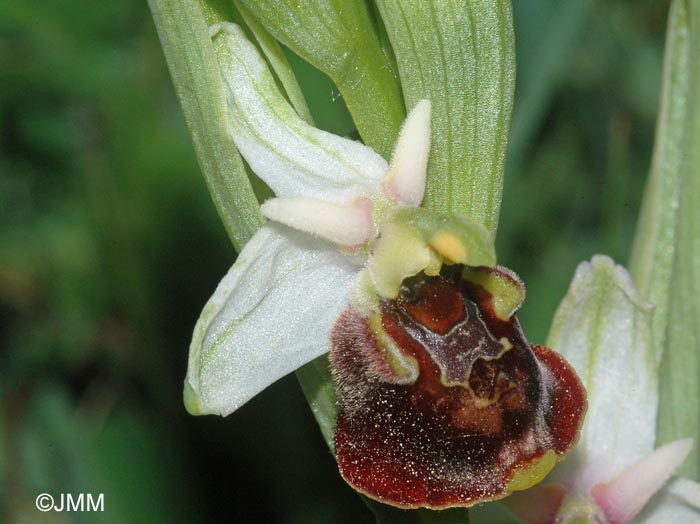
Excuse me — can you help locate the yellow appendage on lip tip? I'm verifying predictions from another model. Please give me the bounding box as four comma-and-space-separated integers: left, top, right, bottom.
461, 266, 526, 321
506, 450, 557, 492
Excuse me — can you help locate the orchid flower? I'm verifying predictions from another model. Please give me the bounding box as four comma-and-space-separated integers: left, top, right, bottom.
183, 22, 494, 418
183, 22, 587, 509
505, 256, 700, 524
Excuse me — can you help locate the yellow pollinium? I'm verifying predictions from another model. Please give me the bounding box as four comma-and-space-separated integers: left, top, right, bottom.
430, 231, 468, 264
386, 207, 496, 268
506, 450, 557, 492
363, 207, 497, 300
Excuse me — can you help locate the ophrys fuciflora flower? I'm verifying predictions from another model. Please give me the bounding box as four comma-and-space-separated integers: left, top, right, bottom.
184, 22, 586, 509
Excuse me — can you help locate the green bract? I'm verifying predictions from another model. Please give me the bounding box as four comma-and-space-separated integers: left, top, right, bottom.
149, 0, 262, 250
629, 0, 700, 479
376, 0, 515, 232
236, 0, 405, 159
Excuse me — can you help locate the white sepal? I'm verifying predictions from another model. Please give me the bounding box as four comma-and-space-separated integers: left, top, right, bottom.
547, 255, 657, 489
260, 196, 373, 247
382, 99, 432, 206
211, 23, 389, 202
184, 224, 361, 416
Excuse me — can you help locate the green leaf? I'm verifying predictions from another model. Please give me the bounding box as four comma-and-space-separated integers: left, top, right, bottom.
283, 49, 356, 137
198, 0, 235, 24
628, 0, 700, 479
236, 0, 406, 159
198, 0, 313, 126
234, 1, 314, 126
149, 0, 263, 251
375, 0, 515, 235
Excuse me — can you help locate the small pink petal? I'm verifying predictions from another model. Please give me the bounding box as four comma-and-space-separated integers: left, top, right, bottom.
503, 483, 566, 524
591, 438, 693, 524
382, 100, 431, 206
261, 196, 373, 247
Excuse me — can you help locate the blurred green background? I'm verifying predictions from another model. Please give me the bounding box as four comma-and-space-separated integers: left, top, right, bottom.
0, 1, 668, 522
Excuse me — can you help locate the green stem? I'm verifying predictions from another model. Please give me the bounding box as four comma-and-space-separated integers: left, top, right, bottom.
149, 0, 262, 251
237, 0, 406, 159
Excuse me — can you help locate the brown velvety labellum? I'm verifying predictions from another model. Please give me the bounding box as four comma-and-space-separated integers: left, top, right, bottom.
331, 268, 586, 509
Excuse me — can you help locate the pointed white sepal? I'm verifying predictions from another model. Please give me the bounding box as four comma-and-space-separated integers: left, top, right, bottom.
184, 224, 362, 416
547, 255, 657, 488
211, 23, 389, 202
591, 439, 694, 524
260, 196, 373, 247
382, 99, 431, 206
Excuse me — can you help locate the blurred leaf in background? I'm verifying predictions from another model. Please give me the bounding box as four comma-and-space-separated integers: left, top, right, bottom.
0, 0, 670, 522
